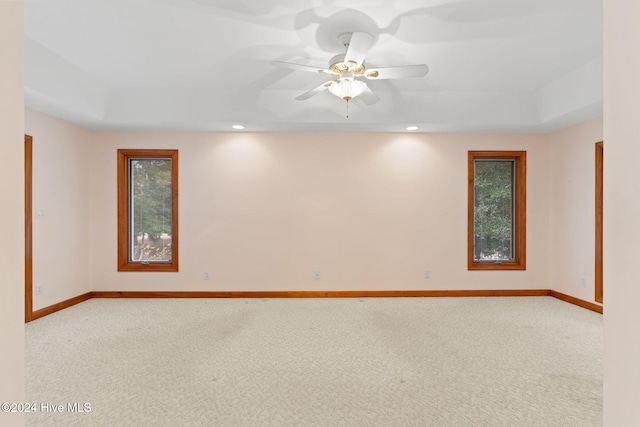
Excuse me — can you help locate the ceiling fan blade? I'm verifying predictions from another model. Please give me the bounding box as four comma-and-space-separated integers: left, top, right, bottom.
358, 86, 380, 105
365, 64, 429, 80
343, 32, 375, 67
295, 82, 333, 100
272, 61, 329, 74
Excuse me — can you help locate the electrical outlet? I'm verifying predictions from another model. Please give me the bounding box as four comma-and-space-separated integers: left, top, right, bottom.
35, 284, 43, 296
424, 270, 431, 279
204, 272, 210, 281
314, 270, 321, 280
580, 277, 587, 288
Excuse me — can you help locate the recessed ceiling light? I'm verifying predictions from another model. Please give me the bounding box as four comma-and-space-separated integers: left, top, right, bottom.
406, 126, 418, 131
232, 124, 245, 130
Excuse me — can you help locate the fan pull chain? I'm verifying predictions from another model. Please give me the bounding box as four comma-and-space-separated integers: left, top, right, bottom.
346, 99, 349, 119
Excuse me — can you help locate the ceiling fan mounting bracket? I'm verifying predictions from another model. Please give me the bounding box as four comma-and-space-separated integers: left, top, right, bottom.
337, 32, 354, 48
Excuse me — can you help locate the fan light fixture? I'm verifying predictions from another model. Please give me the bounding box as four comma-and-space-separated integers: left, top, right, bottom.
326, 73, 368, 118
327, 76, 367, 101
272, 31, 429, 117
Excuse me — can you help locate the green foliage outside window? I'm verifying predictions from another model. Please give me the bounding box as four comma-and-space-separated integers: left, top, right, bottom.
130, 159, 173, 262
474, 160, 514, 261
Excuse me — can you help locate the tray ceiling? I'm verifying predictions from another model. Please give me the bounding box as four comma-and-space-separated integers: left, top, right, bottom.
24, 0, 603, 133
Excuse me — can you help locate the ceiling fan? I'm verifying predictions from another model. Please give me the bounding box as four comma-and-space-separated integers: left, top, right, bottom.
273, 32, 429, 117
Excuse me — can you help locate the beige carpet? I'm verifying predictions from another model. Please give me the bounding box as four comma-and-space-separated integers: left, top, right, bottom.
25, 296, 602, 426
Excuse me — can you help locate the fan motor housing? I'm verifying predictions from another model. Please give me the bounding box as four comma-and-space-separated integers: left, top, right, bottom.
328, 53, 365, 76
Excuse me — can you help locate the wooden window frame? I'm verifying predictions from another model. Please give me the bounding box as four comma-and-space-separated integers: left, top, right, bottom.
468, 151, 526, 271
117, 149, 179, 272
595, 141, 603, 303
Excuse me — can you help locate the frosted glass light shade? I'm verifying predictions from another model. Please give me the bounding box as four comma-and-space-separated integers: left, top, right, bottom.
328, 78, 367, 100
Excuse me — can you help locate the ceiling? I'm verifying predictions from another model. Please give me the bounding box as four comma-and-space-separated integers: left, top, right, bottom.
24, 0, 603, 133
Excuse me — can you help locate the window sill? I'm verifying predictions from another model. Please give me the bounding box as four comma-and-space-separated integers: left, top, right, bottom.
117, 262, 179, 272
468, 261, 526, 271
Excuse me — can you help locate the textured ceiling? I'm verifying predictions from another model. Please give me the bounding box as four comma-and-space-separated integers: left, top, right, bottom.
24, 0, 603, 133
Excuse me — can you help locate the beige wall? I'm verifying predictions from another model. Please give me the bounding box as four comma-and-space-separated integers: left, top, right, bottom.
25, 109, 93, 311
88, 131, 551, 291
603, 0, 640, 424
24, 112, 604, 298
549, 117, 603, 303
0, 1, 25, 426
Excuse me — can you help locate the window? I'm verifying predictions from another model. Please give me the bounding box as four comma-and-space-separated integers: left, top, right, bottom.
468, 151, 526, 270
118, 149, 178, 272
